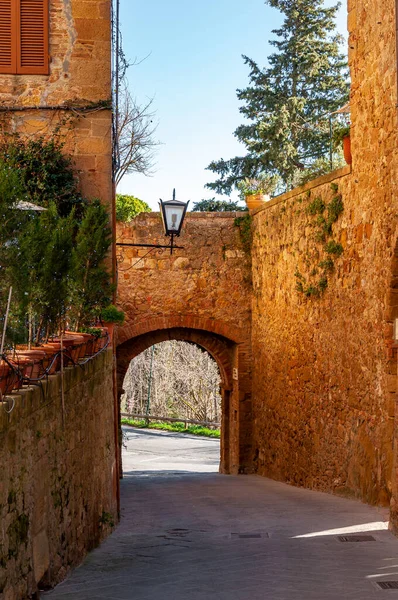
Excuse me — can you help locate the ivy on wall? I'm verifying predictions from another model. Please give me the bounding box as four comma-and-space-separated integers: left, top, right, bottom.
234, 214, 252, 255
295, 182, 344, 297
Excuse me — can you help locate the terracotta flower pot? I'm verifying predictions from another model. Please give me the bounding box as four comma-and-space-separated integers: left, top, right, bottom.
65, 332, 92, 358
84, 335, 95, 356
51, 337, 79, 364
15, 350, 46, 379
97, 326, 112, 349
71, 335, 85, 361
0, 361, 11, 395
92, 327, 110, 351
343, 135, 352, 165
103, 324, 114, 347
9, 357, 33, 388
245, 193, 270, 211
40, 344, 62, 374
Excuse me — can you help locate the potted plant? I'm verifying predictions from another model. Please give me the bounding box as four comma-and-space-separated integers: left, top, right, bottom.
79, 327, 104, 353
333, 124, 351, 165
99, 305, 126, 346
237, 176, 278, 211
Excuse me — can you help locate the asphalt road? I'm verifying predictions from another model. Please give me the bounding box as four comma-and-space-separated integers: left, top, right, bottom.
45, 427, 398, 600
122, 425, 221, 474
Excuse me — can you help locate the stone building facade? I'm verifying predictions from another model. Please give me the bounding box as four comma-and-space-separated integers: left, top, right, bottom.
0, 0, 113, 207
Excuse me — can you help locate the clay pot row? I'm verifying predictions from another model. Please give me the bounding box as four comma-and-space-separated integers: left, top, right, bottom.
0, 329, 109, 397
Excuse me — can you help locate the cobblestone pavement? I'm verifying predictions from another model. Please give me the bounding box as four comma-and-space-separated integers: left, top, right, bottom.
44, 427, 398, 599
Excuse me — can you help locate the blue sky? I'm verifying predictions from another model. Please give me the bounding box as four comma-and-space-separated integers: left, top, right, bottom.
118, 0, 348, 210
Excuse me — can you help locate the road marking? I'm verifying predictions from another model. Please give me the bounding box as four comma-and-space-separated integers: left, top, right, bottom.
137, 456, 168, 463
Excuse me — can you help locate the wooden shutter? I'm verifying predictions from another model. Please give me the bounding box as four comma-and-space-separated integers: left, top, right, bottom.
17, 0, 49, 75
0, 0, 17, 73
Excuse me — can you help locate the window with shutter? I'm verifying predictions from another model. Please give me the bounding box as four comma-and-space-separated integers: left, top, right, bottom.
17, 0, 49, 74
0, 0, 49, 75
0, 0, 17, 73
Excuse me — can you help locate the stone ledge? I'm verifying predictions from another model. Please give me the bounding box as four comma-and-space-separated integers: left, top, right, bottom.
252, 165, 352, 215
0, 350, 113, 435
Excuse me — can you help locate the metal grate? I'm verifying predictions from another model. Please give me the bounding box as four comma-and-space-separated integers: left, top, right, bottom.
377, 581, 398, 590
337, 535, 376, 542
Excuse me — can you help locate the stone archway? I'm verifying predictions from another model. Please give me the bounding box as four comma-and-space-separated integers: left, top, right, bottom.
116, 316, 253, 475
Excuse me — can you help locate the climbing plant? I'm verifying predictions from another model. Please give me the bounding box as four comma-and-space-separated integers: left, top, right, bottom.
294, 182, 344, 297
0, 135, 86, 218
234, 214, 253, 255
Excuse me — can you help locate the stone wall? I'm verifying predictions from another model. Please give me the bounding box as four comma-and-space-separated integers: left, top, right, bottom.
116, 213, 252, 342
250, 0, 398, 511
0, 351, 118, 600
0, 0, 113, 205
115, 212, 253, 473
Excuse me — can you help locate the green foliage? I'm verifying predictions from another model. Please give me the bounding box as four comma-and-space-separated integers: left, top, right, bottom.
318, 257, 334, 271
325, 240, 344, 256
115, 194, 150, 222
7, 514, 29, 558
327, 194, 344, 224
236, 175, 279, 197
101, 304, 125, 325
192, 198, 246, 212
121, 418, 220, 438
69, 201, 113, 328
318, 277, 328, 292
99, 511, 115, 528
206, 0, 349, 194
234, 214, 253, 254
6, 204, 76, 338
293, 156, 345, 187
0, 136, 114, 344
295, 183, 344, 298
79, 327, 103, 339
0, 136, 85, 218
307, 197, 325, 215
332, 124, 350, 149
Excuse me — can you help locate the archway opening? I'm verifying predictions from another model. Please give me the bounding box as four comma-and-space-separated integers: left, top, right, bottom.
122, 340, 222, 426
121, 340, 222, 475
116, 324, 251, 476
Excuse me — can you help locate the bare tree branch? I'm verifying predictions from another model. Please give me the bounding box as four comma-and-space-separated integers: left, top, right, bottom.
122, 341, 222, 423
115, 81, 160, 186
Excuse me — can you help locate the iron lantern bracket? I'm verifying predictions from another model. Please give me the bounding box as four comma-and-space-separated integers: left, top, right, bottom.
116, 238, 183, 255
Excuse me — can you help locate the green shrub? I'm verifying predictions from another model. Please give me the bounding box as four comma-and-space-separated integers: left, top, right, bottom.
101, 304, 125, 324
116, 194, 150, 222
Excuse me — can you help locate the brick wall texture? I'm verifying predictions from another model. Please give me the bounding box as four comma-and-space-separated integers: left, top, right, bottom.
0, 0, 113, 205
0, 351, 118, 600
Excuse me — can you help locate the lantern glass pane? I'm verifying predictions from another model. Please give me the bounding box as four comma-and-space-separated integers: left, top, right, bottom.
165, 204, 184, 234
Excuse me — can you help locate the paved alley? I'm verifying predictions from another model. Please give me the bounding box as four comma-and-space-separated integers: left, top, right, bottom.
44, 427, 398, 599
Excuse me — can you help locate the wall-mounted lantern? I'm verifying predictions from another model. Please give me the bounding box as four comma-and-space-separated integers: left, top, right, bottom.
159, 189, 189, 253
116, 189, 189, 256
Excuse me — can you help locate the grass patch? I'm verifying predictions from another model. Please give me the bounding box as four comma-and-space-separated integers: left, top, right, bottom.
121, 418, 220, 439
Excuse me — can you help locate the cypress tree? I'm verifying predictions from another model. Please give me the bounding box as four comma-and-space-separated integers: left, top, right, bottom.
207, 0, 349, 194
69, 200, 113, 329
